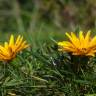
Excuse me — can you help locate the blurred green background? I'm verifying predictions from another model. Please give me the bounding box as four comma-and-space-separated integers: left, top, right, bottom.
0, 0, 96, 42
0, 0, 96, 32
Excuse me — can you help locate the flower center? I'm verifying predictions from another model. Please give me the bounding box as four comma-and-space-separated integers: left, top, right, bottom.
81, 48, 87, 53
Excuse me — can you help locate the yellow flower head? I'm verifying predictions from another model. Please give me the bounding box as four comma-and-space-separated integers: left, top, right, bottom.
0, 35, 29, 61
58, 31, 96, 56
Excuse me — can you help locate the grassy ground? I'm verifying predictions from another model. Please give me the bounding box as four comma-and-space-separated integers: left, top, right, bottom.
0, 24, 96, 96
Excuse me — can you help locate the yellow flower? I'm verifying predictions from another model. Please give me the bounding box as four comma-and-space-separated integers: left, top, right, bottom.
58, 31, 96, 56
0, 35, 29, 61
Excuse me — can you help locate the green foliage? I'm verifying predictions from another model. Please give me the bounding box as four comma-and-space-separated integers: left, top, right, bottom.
0, 35, 95, 96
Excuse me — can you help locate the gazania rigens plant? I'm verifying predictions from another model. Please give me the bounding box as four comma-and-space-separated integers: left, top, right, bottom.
58, 31, 96, 56
57, 31, 96, 72
0, 35, 29, 61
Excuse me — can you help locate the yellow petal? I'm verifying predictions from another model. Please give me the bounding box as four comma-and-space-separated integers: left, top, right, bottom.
58, 41, 74, 48
14, 36, 23, 52
65, 32, 72, 40
70, 32, 80, 47
0, 45, 10, 56
58, 41, 69, 46
89, 36, 96, 47
79, 31, 84, 40
71, 32, 79, 42
65, 32, 77, 45
58, 41, 77, 53
84, 31, 91, 47
16, 36, 23, 46
4, 42, 8, 49
15, 35, 21, 45
9, 35, 14, 47
71, 32, 77, 39
63, 47, 76, 52
16, 41, 28, 52
85, 30, 91, 41
79, 31, 85, 48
